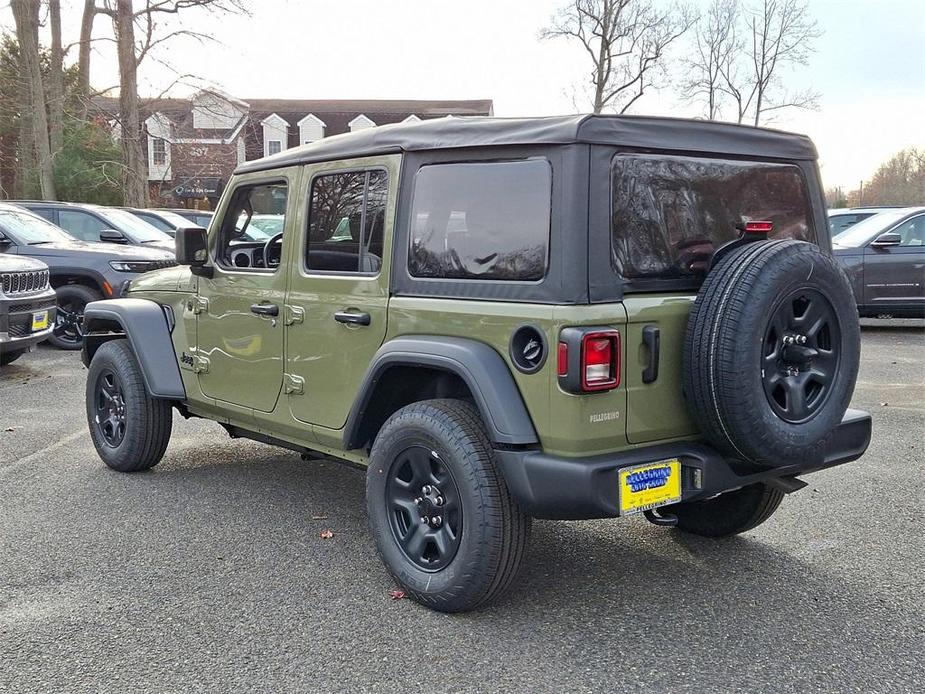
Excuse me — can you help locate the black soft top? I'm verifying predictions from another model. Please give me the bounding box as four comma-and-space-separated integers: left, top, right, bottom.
235, 114, 817, 174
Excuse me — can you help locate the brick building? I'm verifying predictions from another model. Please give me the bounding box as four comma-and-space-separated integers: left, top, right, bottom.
92, 91, 493, 208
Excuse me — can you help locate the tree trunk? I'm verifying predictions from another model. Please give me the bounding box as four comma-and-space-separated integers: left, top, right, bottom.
48, 0, 64, 155
11, 0, 56, 200
115, 0, 148, 207
77, 0, 96, 120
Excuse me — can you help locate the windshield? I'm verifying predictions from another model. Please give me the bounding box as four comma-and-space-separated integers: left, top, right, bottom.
832, 210, 909, 247
248, 215, 285, 237
95, 207, 172, 243
0, 208, 75, 244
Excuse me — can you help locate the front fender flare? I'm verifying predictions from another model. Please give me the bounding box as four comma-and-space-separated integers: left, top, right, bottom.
81, 298, 185, 400
344, 335, 539, 449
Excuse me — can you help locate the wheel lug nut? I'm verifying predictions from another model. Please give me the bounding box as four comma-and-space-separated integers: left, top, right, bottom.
432, 516, 442, 527
422, 485, 432, 494
435, 496, 444, 506
414, 497, 422, 505
420, 516, 428, 524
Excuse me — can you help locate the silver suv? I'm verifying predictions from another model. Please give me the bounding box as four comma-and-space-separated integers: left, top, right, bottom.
0, 255, 57, 365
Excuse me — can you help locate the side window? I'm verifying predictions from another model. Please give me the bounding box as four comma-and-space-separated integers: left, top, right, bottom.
306, 169, 388, 274
58, 210, 108, 242
892, 216, 925, 246
31, 208, 56, 223
216, 181, 288, 270
408, 160, 551, 281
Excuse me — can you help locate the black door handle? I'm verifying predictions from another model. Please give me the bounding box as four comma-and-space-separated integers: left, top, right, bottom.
334, 310, 371, 326
642, 325, 660, 384
250, 303, 279, 317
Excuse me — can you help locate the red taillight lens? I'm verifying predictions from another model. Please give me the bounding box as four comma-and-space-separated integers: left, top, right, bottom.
580, 331, 620, 391
557, 342, 568, 377
744, 220, 774, 234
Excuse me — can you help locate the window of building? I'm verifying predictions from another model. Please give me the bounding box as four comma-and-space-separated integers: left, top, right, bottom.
152, 138, 167, 166
306, 170, 388, 274
267, 140, 282, 156
611, 154, 813, 281
408, 160, 551, 281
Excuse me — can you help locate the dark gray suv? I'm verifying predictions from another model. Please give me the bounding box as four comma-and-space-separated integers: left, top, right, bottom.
0, 203, 176, 349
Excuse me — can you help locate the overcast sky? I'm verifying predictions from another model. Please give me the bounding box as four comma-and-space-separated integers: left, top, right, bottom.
5, 0, 924, 189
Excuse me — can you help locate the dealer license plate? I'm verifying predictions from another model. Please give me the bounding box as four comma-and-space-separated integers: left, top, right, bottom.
31, 311, 49, 332
618, 459, 682, 515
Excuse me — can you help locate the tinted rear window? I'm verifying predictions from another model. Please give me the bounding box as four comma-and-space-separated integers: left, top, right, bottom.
611, 154, 813, 281
408, 159, 551, 281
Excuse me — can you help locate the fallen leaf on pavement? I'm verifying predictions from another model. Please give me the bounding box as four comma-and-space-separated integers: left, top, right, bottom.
311, 514, 328, 520
319, 529, 334, 539
388, 590, 406, 600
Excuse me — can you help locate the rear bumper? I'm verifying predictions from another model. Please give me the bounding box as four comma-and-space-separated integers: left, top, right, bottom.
495, 408, 872, 520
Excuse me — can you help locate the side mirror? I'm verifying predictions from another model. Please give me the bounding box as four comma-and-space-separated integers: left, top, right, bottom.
0, 231, 11, 247
870, 232, 902, 248
99, 229, 128, 244
175, 226, 212, 277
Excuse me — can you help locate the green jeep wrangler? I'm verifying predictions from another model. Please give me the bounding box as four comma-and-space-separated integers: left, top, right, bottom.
81, 115, 872, 612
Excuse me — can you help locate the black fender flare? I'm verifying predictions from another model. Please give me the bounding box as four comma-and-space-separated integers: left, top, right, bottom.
343, 335, 539, 450
81, 298, 186, 400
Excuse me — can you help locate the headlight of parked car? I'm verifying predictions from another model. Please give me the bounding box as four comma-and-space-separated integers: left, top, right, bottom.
109, 260, 164, 273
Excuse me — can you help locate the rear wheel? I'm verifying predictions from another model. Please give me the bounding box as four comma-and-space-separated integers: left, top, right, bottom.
86, 339, 172, 472
0, 349, 26, 366
367, 399, 530, 613
49, 284, 101, 350
666, 483, 785, 537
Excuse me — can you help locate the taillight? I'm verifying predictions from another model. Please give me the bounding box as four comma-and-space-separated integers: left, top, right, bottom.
581, 331, 620, 391
557, 327, 621, 394
744, 220, 774, 234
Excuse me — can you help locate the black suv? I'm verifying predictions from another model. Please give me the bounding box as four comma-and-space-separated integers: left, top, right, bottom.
0, 203, 176, 349
14, 201, 175, 253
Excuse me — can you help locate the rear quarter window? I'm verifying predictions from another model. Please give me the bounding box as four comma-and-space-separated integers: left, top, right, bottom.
611, 154, 814, 281
408, 159, 551, 281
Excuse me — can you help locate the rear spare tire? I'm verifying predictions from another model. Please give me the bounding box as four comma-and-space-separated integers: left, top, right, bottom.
683, 240, 860, 466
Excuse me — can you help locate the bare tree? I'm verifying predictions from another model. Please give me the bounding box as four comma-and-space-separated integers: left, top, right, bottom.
714, 0, 820, 125
76, 0, 99, 119
542, 0, 695, 114
47, 0, 64, 155
682, 0, 737, 119
11, 0, 56, 199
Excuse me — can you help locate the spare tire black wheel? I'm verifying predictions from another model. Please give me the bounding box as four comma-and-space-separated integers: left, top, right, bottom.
683, 239, 860, 466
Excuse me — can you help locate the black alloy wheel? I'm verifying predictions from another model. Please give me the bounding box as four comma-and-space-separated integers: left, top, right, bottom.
761, 287, 841, 424
54, 299, 86, 345
385, 445, 463, 571
94, 368, 127, 447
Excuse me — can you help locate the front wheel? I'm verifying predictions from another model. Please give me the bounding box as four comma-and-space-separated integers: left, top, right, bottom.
49, 284, 101, 350
367, 399, 531, 613
86, 339, 173, 472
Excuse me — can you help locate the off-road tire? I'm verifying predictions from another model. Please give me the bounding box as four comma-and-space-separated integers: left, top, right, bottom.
684, 240, 860, 466
0, 349, 26, 366
86, 339, 172, 472
666, 483, 785, 537
367, 399, 531, 613
49, 284, 101, 350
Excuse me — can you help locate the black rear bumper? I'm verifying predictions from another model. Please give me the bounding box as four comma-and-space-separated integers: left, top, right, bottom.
494, 408, 872, 520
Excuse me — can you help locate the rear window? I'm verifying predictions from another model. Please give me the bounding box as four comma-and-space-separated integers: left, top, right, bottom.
611, 154, 814, 281
408, 159, 551, 281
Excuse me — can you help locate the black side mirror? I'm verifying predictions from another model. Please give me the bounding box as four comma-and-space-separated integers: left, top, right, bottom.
870, 232, 902, 248
175, 226, 212, 277
99, 229, 128, 244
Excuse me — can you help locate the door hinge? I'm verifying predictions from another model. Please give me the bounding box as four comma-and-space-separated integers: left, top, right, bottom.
188, 295, 209, 315
284, 373, 304, 395
285, 305, 305, 326
193, 354, 210, 374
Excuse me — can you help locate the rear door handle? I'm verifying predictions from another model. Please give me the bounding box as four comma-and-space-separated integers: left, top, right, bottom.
334, 310, 371, 326
642, 325, 660, 384
250, 303, 279, 317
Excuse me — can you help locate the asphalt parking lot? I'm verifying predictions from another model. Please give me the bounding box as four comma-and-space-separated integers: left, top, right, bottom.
1, 321, 923, 693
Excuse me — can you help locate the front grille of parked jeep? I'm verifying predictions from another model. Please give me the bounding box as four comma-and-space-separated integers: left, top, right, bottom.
9, 299, 56, 314
1, 270, 50, 295
7, 315, 33, 337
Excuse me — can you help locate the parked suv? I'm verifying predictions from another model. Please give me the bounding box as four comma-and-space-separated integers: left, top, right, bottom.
833, 206, 925, 317
0, 254, 56, 365
15, 201, 175, 253
0, 203, 176, 349
81, 115, 872, 612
